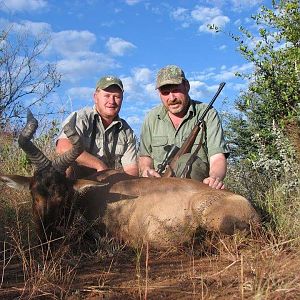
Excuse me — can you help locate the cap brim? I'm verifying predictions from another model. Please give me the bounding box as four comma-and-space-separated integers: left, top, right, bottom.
155, 78, 183, 89
101, 83, 124, 92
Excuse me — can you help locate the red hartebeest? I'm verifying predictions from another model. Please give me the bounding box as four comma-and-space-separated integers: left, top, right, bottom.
0, 111, 260, 248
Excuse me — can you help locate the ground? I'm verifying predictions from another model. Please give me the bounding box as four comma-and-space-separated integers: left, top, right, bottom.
0, 187, 299, 299
1, 233, 300, 300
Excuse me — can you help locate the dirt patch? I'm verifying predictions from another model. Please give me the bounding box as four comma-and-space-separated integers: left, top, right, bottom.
1, 237, 300, 299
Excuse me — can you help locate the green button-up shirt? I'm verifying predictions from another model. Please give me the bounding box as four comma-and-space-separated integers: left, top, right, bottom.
58, 106, 137, 168
139, 99, 229, 170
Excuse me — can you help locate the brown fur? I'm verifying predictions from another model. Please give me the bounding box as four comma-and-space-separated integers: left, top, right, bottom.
77, 172, 261, 248
0, 170, 260, 248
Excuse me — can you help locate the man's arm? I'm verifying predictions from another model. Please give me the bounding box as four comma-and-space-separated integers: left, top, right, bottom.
203, 153, 227, 189
138, 156, 161, 177
56, 138, 108, 171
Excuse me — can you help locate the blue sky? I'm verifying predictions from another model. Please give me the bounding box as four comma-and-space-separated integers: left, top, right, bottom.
0, 0, 272, 136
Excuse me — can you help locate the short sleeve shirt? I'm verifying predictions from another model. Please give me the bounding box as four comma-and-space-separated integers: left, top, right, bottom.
139, 99, 230, 170
57, 106, 137, 168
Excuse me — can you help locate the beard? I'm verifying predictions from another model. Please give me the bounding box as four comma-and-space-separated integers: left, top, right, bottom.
168, 99, 181, 105
166, 98, 190, 116
167, 103, 184, 115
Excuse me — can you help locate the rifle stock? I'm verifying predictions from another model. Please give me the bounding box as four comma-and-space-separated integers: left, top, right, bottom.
161, 82, 226, 178
162, 126, 200, 177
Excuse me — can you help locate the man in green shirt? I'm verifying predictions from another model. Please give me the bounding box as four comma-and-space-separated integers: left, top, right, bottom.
56, 76, 138, 178
139, 65, 229, 189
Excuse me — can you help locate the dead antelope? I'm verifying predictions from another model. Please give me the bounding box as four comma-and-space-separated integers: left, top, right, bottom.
0, 111, 260, 248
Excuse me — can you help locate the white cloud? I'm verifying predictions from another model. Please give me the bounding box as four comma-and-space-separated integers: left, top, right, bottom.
122, 76, 135, 95
234, 19, 241, 26
0, 21, 119, 84
170, 7, 191, 28
187, 80, 229, 102
230, 82, 248, 91
106, 37, 136, 56
171, 7, 189, 21
214, 70, 236, 81
190, 67, 217, 81
188, 63, 253, 86
193, 7, 230, 33
219, 44, 227, 50
126, 115, 142, 125
57, 53, 119, 82
230, 0, 263, 11
0, 19, 51, 36
191, 6, 222, 22
1, 0, 47, 13
121, 83, 156, 135
121, 68, 156, 103
66, 87, 94, 103
214, 63, 253, 81
144, 82, 157, 99
171, 5, 230, 34
132, 67, 152, 83
125, 0, 143, 5
189, 80, 206, 99
20, 20, 51, 35
50, 30, 96, 57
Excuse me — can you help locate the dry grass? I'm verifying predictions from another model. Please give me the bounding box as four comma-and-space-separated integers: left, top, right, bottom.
1, 129, 300, 299
0, 185, 299, 299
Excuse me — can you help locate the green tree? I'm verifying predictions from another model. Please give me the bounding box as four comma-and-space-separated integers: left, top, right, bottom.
225, 0, 300, 162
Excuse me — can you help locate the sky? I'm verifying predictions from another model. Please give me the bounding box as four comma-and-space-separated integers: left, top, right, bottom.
0, 0, 273, 136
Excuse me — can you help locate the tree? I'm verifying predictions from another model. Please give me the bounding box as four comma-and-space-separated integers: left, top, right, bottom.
0, 27, 61, 127
224, 0, 300, 162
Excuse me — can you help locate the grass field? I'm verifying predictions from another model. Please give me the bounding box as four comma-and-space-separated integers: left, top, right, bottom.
0, 130, 300, 299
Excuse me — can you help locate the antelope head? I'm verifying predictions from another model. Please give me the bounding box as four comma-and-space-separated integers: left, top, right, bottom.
1, 110, 105, 243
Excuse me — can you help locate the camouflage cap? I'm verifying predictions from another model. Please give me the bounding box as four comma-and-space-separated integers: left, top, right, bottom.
96, 76, 124, 92
156, 65, 186, 89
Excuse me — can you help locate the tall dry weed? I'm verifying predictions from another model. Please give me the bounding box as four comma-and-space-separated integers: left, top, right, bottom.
226, 122, 300, 244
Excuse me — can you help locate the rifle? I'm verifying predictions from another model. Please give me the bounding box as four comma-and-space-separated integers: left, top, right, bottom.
157, 82, 226, 178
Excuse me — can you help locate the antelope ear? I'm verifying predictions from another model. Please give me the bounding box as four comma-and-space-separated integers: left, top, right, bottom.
73, 179, 109, 192
0, 175, 31, 190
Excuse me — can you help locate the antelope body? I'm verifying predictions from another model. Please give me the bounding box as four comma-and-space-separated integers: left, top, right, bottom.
0, 111, 260, 248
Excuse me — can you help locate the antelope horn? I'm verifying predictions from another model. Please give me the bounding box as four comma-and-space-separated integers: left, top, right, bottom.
18, 109, 51, 172
52, 113, 84, 173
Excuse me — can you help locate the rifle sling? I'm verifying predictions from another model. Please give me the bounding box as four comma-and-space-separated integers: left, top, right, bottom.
89, 114, 98, 153
177, 121, 206, 178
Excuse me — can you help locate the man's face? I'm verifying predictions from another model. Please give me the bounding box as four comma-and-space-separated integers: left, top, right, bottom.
93, 85, 123, 120
158, 81, 190, 117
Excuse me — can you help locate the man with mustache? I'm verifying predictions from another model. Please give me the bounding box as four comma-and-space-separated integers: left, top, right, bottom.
56, 75, 139, 178
139, 65, 229, 189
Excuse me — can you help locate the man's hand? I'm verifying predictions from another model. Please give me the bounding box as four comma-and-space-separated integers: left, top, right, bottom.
139, 156, 161, 178
96, 160, 109, 172
203, 176, 225, 189
141, 168, 161, 178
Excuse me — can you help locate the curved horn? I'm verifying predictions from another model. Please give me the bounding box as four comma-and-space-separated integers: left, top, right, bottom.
52, 113, 84, 173
18, 109, 51, 172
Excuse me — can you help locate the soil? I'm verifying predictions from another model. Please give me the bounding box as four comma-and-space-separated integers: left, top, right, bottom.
1, 238, 299, 300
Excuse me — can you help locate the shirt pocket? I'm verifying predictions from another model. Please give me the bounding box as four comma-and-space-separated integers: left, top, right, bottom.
115, 142, 126, 156
151, 136, 168, 163
114, 132, 127, 156
108, 141, 125, 169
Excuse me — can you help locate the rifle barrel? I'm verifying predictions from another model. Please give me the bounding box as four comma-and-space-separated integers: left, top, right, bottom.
197, 82, 226, 125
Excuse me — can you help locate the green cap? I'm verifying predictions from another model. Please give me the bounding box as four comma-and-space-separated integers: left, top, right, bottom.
156, 65, 186, 89
96, 76, 124, 91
